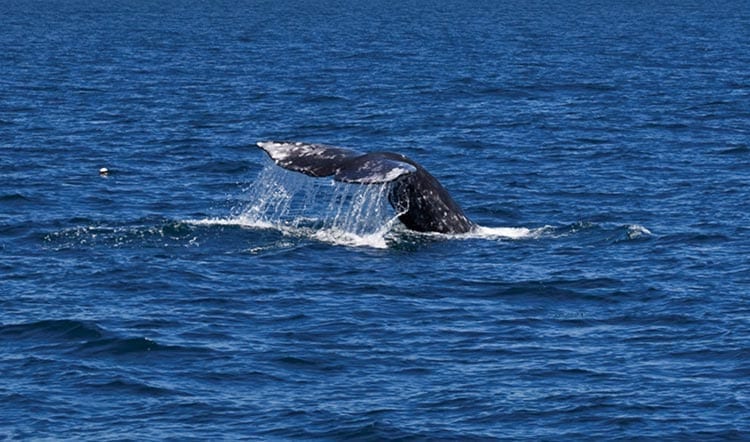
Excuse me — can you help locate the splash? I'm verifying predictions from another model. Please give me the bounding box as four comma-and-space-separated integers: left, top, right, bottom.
227, 165, 402, 248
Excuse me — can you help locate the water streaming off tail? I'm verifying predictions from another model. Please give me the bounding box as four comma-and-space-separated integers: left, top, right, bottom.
233, 165, 402, 246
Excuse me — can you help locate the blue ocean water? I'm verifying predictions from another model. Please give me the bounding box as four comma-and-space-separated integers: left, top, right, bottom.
2, 0, 750, 439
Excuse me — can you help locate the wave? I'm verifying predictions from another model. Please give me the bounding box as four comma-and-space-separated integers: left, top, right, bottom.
0, 192, 33, 203
0, 319, 104, 341
1, 318, 212, 358
77, 378, 184, 397
74, 336, 209, 357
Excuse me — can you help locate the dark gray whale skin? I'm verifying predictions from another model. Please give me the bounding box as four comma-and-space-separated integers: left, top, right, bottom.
256, 141, 476, 234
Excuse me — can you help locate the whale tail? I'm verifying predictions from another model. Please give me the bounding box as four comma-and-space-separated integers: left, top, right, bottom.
256, 141, 415, 184
256, 141, 475, 234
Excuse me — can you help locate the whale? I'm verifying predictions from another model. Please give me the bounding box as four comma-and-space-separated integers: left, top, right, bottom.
256, 141, 476, 234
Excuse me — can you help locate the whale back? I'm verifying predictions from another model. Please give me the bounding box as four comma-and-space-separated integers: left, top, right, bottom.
381, 153, 475, 234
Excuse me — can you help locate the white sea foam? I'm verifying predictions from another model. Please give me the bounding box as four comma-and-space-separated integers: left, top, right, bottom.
470, 225, 536, 240
626, 224, 652, 239
429, 224, 552, 242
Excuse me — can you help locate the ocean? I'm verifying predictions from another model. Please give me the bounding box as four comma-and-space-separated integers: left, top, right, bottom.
1, 0, 749, 439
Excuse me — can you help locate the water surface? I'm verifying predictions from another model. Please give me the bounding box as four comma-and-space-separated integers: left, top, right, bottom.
1, 0, 749, 439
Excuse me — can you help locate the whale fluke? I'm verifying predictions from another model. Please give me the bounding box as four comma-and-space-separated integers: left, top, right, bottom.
256, 141, 416, 184
256, 141, 476, 234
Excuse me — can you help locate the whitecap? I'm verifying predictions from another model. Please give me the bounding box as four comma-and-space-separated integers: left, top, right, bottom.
625, 224, 652, 239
